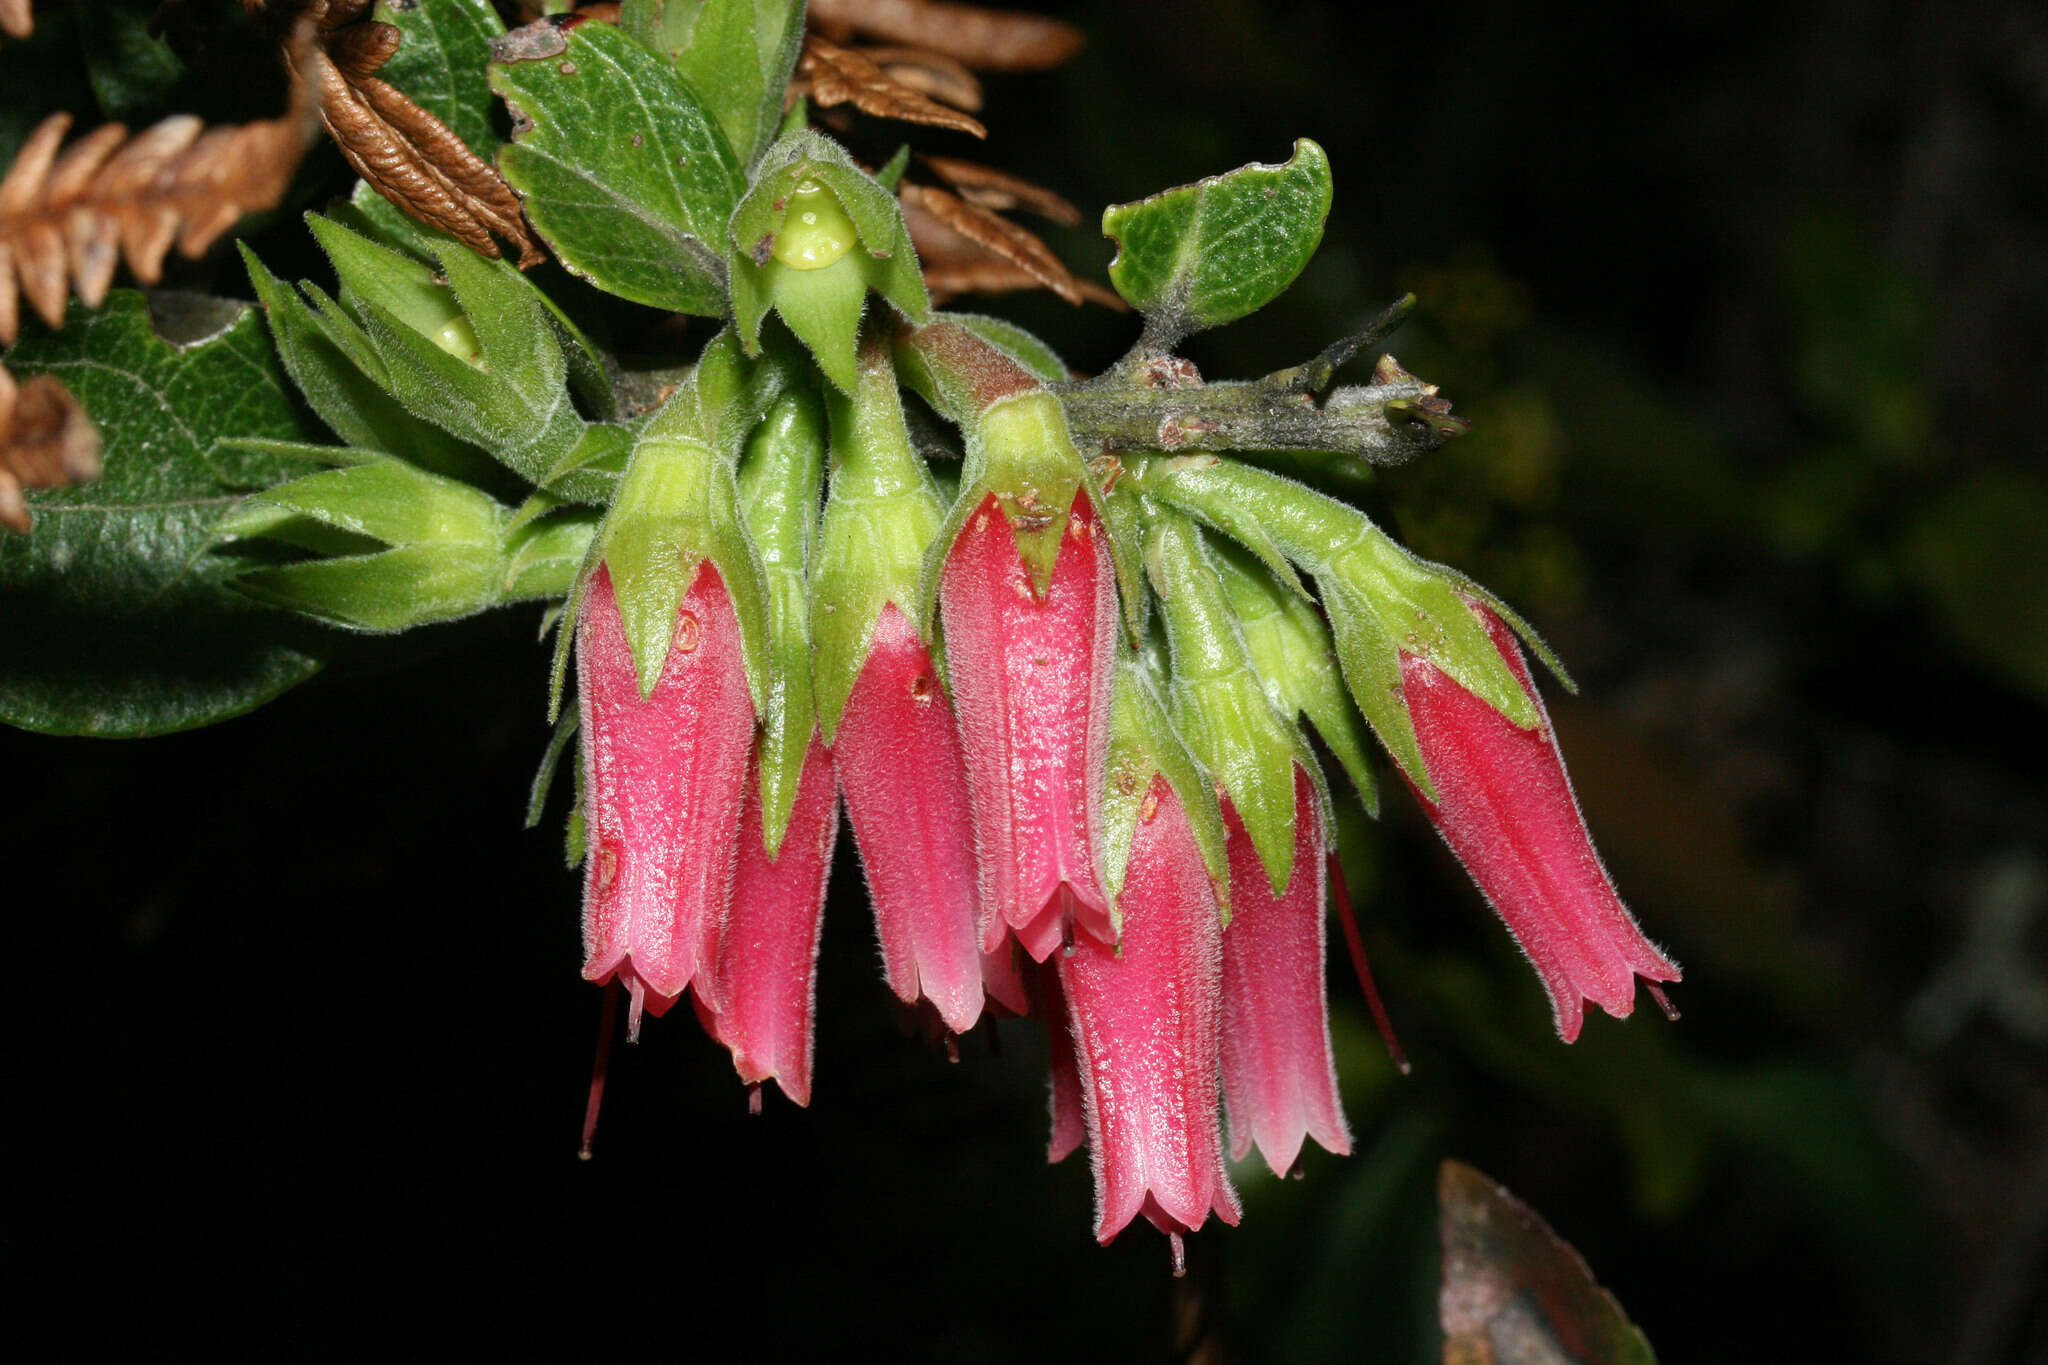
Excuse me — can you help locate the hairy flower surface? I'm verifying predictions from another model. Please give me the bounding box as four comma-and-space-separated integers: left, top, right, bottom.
940, 489, 1116, 961
1404, 600, 1680, 1041
1219, 764, 1352, 1176
578, 562, 756, 1033
698, 736, 839, 1107
836, 602, 1016, 1031
1059, 774, 1239, 1243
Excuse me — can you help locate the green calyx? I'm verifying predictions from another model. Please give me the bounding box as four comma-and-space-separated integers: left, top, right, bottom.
1101, 653, 1232, 927
1210, 536, 1380, 816
737, 388, 827, 856
729, 130, 930, 392
1130, 453, 1568, 801
812, 342, 948, 742
914, 390, 1097, 631
576, 354, 772, 710
1144, 507, 1303, 895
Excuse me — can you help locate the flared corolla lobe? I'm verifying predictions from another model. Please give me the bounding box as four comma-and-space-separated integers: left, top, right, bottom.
1404, 600, 1680, 1041
578, 561, 756, 1033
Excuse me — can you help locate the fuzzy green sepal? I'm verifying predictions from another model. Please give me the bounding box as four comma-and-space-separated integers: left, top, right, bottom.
737, 388, 827, 855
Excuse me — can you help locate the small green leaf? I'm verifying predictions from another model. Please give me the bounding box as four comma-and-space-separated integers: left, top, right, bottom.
375, 0, 507, 157
670, 0, 806, 167
1103, 138, 1332, 341
490, 18, 745, 314
80, 0, 184, 122
526, 702, 579, 829
0, 295, 327, 736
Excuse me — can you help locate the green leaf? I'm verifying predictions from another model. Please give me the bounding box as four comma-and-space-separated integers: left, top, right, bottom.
490, 18, 745, 315
1103, 138, 1332, 341
80, 0, 184, 122
375, 0, 507, 156
1438, 1160, 1658, 1365
0, 295, 327, 735
669, 0, 807, 167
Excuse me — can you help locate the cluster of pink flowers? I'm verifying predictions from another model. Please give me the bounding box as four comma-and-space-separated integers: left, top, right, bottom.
570, 349, 1678, 1251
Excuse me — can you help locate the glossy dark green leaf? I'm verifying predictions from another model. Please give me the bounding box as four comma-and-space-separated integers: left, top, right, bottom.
489, 19, 745, 315
375, 0, 507, 156
1103, 139, 1331, 340
1438, 1160, 1658, 1365
0, 294, 327, 735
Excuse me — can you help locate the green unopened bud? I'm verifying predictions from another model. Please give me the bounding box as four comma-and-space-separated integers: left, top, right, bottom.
770, 180, 858, 269
738, 389, 828, 854
218, 448, 514, 632
1210, 537, 1379, 815
729, 131, 930, 392
1146, 509, 1302, 894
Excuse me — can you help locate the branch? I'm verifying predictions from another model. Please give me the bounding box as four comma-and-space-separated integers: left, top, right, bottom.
1057, 306, 1469, 466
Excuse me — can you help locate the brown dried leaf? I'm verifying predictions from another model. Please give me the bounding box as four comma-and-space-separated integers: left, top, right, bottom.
0, 46, 320, 345
798, 34, 987, 139
309, 4, 545, 267
900, 181, 1126, 309
858, 46, 984, 113
919, 154, 1078, 225
0, 0, 32, 41
1438, 1161, 1659, 1365
0, 362, 102, 533
807, 0, 1083, 72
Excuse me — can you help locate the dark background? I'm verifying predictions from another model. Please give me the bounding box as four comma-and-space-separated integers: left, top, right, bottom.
7, 1, 2048, 1359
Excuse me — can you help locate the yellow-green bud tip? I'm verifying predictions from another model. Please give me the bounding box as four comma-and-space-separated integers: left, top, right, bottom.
771, 180, 857, 271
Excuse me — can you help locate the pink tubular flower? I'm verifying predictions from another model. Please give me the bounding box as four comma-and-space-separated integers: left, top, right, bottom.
697, 736, 838, 1107
939, 489, 1116, 962
578, 561, 756, 1034
1402, 600, 1681, 1042
1219, 764, 1352, 1176
1058, 774, 1239, 1243
835, 602, 1021, 1033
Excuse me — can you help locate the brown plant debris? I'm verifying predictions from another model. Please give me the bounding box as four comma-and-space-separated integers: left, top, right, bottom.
0, 363, 102, 533
920, 154, 1078, 224
0, 48, 320, 346
798, 34, 988, 138
899, 181, 1119, 309
306, 0, 544, 267
807, 0, 1083, 72
0, 0, 32, 41
857, 46, 984, 112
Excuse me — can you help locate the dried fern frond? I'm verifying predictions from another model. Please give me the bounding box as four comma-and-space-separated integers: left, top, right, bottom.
798, 34, 988, 138
0, 0, 32, 42
807, 0, 1083, 72
0, 363, 101, 533
920, 154, 1079, 224
900, 181, 1119, 309
0, 63, 320, 345
307, 0, 544, 266
857, 46, 984, 113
